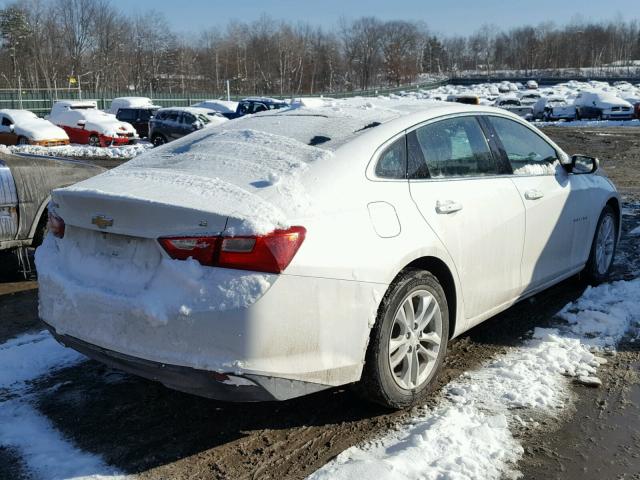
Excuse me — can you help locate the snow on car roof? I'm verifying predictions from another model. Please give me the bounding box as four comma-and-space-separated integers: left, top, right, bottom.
240, 97, 288, 104
218, 97, 455, 150
0, 109, 38, 121
192, 100, 238, 113
157, 106, 215, 115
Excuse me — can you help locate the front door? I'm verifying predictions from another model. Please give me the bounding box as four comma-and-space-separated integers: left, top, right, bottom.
408, 115, 525, 321
485, 115, 577, 291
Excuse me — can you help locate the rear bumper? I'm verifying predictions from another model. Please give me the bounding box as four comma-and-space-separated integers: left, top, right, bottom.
44, 321, 330, 402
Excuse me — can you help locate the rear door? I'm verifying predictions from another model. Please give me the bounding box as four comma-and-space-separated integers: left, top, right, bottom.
485, 115, 578, 291
408, 115, 525, 321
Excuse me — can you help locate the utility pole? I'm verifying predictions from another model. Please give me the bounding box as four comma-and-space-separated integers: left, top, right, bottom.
226, 79, 230, 101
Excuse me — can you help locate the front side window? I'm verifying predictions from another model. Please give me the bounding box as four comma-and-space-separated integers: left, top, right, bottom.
375, 137, 406, 179
411, 116, 497, 178
488, 116, 558, 175
1, 116, 11, 127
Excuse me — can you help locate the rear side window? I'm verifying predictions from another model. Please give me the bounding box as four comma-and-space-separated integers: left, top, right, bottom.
165, 111, 179, 122
375, 137, 406, 179
488, 116, 558, 175
411, 116, 497, 178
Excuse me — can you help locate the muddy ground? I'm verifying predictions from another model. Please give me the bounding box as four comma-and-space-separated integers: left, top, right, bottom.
0, 126, 639, 479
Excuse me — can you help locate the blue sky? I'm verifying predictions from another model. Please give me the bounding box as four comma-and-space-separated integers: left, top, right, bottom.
112, 0, 635, 36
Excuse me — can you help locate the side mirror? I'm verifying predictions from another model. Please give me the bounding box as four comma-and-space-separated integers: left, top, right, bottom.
567, 154, 599, 174
8, 124, 14, 133
192, 121, 202, 130
77, 120, 87, 128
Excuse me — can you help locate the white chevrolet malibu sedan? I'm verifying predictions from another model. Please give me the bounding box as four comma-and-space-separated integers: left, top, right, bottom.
37, 98, 620, 408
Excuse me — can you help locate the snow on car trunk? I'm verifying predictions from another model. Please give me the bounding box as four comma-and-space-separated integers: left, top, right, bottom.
54, 127, 331, 237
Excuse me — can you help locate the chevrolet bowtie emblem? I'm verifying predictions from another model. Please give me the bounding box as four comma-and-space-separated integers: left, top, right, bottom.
92, 215, 113, 229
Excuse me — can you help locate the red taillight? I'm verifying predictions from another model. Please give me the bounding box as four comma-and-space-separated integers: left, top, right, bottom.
48, 210, 65, 238
158, 226, 306, 274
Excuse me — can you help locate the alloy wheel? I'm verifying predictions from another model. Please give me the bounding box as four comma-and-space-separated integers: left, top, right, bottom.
388, 289, 442, 390
595, 214, 615, 275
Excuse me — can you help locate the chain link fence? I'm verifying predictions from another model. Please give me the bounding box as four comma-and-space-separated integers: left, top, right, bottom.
0, 79, 448, 117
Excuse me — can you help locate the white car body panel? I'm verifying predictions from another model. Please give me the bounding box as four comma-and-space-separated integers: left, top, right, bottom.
36, 99, 621, 400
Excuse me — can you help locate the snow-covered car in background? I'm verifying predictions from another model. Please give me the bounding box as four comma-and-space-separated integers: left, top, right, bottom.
532, 96, 576, 121
148, 107, 227, 146
191, 100, 239, 118
107, 97, 161, 138
526, 80, 538, 90
106, 97, 159, 115
0, 109, 69, 146
0, 148, 103, 270
574, 91, 635, 120
48, 100, 139, 147
446, 94, 480, 105
37, 99, 620, 409
518, 90, 542, 106
494, 95, 533, 119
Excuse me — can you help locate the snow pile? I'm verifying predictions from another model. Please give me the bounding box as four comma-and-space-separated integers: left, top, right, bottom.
0, 331, 125, 479
311, 278, 640, 480
36, 232, 276, 329
8, 142, 152, 159
558, 278, 640, 348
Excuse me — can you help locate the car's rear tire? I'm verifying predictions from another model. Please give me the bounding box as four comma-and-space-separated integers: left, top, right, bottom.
152, 134, 167, 147
583, 205, 617, 284
357, 269, 449, 409
88, 134, 101, 147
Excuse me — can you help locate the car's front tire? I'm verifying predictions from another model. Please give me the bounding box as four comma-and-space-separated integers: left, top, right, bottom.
584, 205, 618, 284
358, 269, 449, 409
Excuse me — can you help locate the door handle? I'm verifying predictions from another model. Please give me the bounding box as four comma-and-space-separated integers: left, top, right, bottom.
524, 189, 544, 200
436, 200, 463, 214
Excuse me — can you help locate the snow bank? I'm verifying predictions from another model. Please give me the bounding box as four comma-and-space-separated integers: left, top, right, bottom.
311, 278, 640, 480
8, 142, 152, 159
